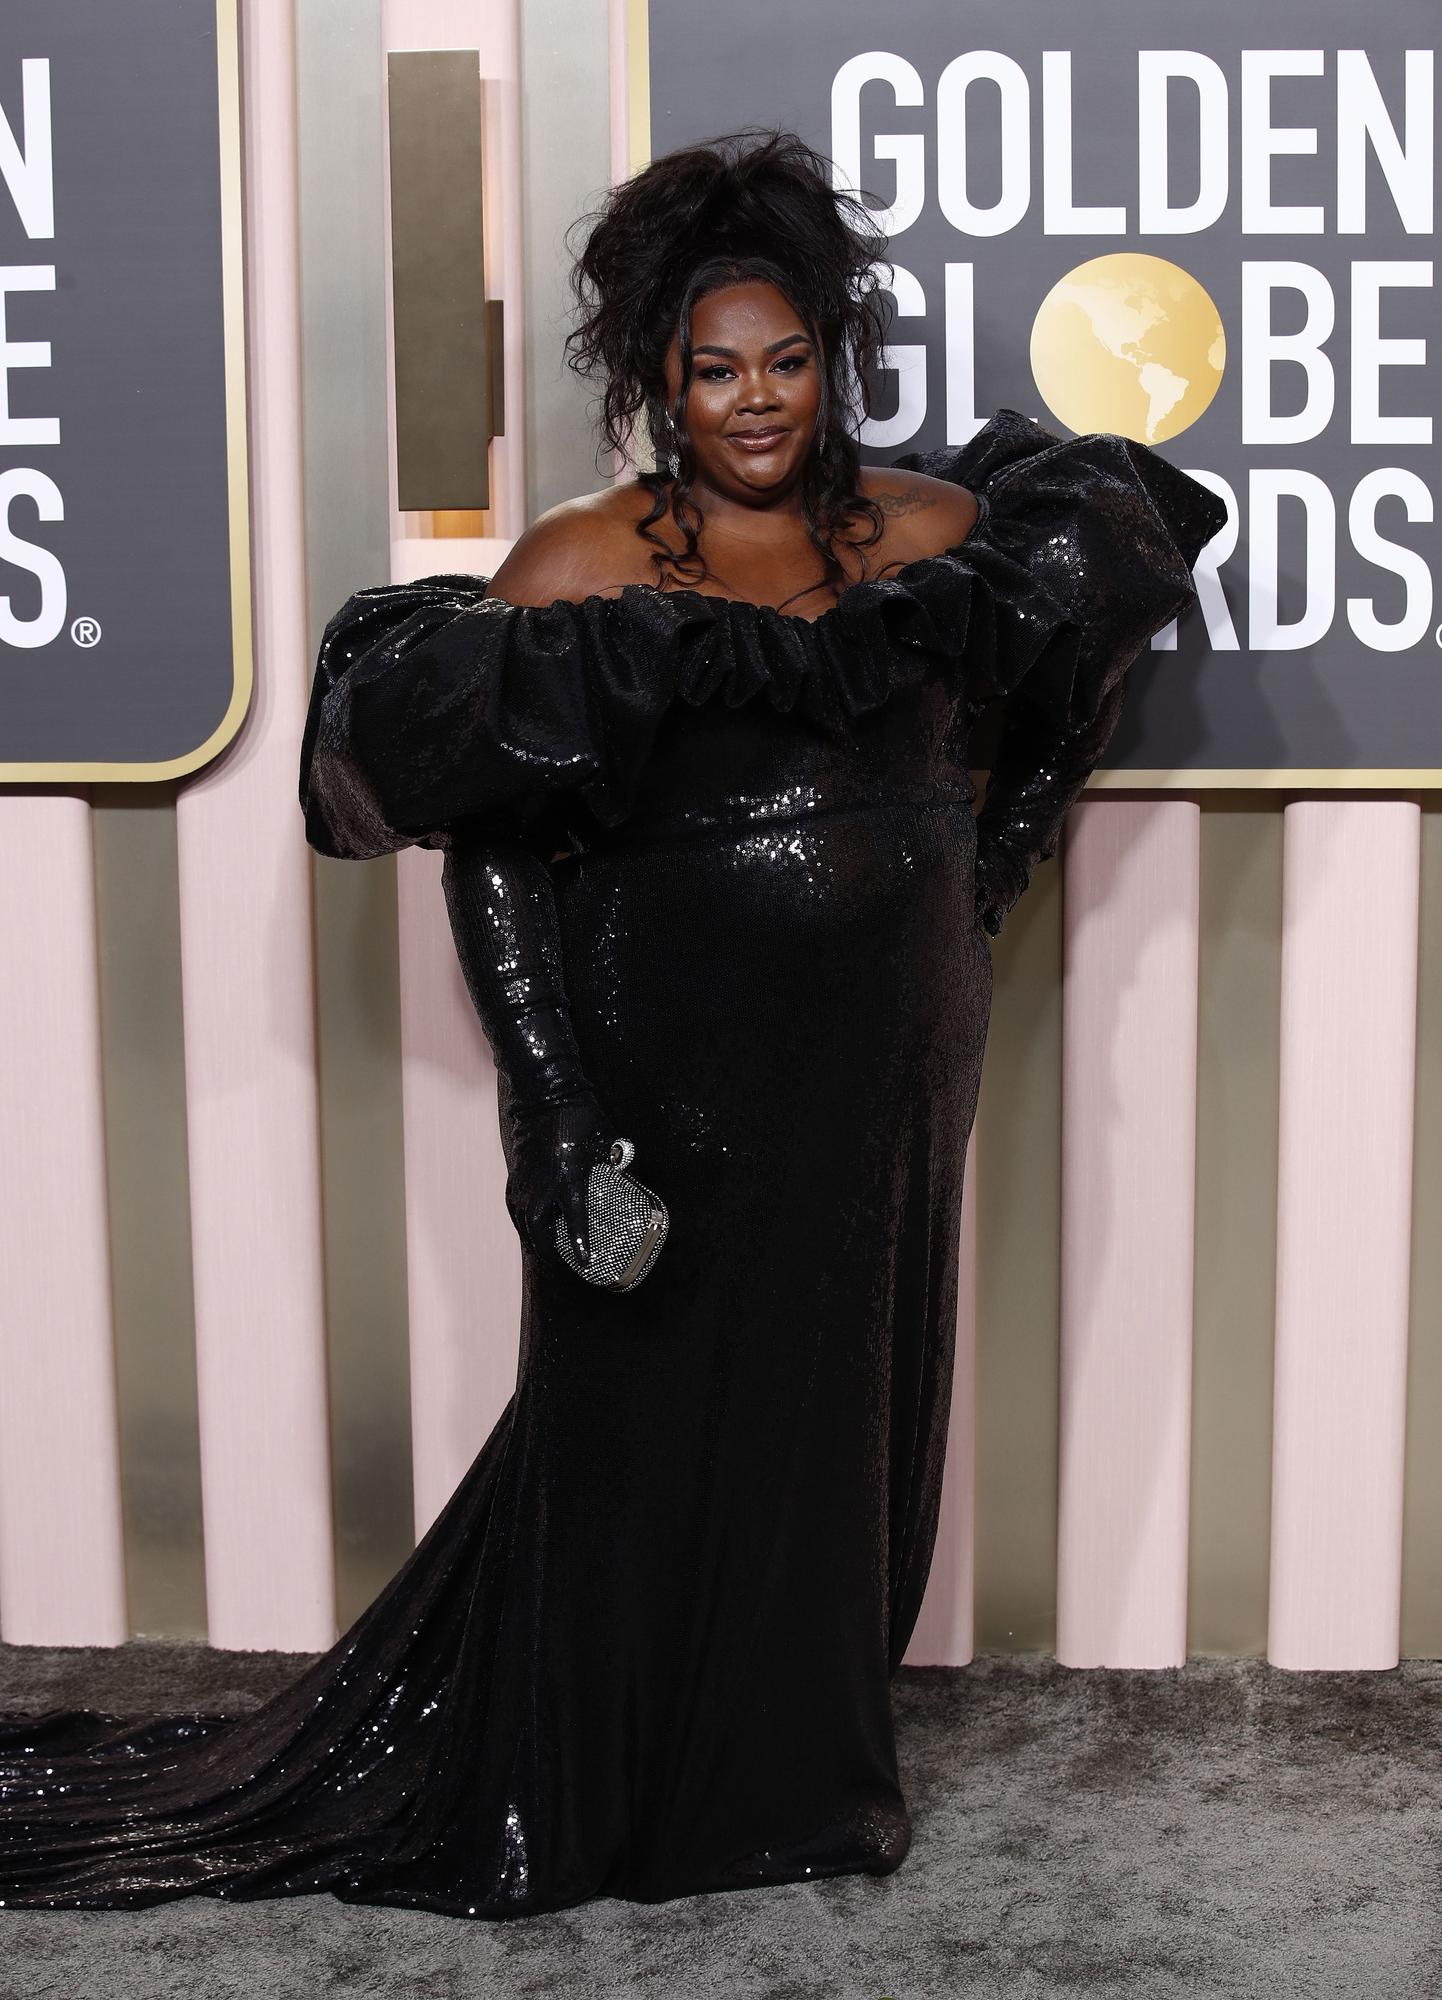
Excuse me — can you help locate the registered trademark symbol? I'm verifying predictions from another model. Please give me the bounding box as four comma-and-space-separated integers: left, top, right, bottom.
71, 616, 102, 648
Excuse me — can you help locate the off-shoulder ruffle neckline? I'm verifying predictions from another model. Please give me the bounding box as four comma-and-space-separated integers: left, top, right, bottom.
500, 486, 998, 635
299, 407, 1229, 858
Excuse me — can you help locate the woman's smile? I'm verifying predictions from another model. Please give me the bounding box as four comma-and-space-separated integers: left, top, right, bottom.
726, 423, 790, 454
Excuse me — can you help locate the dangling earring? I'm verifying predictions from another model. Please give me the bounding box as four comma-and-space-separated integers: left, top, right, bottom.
811, 402, 830, 464
659, 407, 680, 479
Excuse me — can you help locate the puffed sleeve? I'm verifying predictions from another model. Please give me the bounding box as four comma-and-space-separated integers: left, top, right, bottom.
894, 410, 1228, 934
300, 578, 632, 1212
297, 576, 674, 859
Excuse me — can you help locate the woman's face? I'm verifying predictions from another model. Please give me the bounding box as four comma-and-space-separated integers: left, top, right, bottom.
661, 279, 823, 506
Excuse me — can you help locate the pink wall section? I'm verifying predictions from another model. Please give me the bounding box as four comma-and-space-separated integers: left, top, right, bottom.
1055, 801, 1201, 1668
0, 797, 126, 1646
177, 0, 336, 1652
1268, 802, 1419, 1669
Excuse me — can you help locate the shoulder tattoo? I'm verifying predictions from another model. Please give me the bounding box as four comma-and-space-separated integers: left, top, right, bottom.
870, 486, 932, 520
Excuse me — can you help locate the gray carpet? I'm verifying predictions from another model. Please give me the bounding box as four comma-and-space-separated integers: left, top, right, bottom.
0, 1642, 1437, 1999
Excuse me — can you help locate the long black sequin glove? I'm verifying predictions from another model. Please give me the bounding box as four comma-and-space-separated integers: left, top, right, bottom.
440, 828, 621, 1269
972, 671, 1129, 938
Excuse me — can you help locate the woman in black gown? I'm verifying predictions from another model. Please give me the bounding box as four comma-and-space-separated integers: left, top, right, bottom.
0, 131, 1226, 1919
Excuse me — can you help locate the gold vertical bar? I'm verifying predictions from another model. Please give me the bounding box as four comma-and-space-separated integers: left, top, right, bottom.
486, 297, 505, 438
387, 50, 493, 509
974, 881, 1065, 1655
1402, 804, 1442, 1658
1187, 803, 1283, 1656
94, 783, 208, 1640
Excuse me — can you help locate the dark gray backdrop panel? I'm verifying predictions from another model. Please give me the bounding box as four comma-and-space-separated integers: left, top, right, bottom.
648, 0, 1440, 775
0, 0, 239, 765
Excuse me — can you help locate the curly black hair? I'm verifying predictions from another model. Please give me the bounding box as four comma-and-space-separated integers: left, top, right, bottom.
564, 129, 893, 605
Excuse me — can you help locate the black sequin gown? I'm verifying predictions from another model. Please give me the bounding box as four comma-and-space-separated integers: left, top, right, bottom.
0, 411, 1225, 1918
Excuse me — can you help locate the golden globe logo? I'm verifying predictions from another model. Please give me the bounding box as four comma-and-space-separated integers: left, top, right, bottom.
1030, 254, 1224, 444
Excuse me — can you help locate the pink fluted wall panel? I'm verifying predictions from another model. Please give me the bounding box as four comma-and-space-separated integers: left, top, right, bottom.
1056, 801, 1200, 1668
1269, 801, 1419, 1670
0, 797, 126, 1645
175, 0, 335, 1650
608, 0, 631, 186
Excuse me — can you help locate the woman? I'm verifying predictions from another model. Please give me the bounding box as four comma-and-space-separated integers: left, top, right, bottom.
0, 131, 1226, 1918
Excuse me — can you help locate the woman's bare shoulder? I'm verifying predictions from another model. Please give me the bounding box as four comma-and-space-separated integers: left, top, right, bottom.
487, 481, 663, 607
855, 464, 980, 564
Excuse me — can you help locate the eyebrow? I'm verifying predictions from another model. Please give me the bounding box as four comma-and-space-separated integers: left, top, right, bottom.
690, 333, 812, 359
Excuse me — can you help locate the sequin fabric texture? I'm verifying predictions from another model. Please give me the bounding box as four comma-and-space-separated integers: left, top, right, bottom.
0, 409, 1227, 1919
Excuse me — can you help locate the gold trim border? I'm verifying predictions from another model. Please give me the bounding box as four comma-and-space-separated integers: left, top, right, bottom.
1080, 769, 1440, 792
0, 0, 254, 785
624, 3, 1439, 792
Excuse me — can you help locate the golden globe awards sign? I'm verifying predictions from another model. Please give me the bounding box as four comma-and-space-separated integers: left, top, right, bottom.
646, 0, 1439, 782
0, 0, 249, 781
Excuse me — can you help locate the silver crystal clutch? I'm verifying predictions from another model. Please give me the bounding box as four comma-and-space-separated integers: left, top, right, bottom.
553, 1135, 669, 1290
